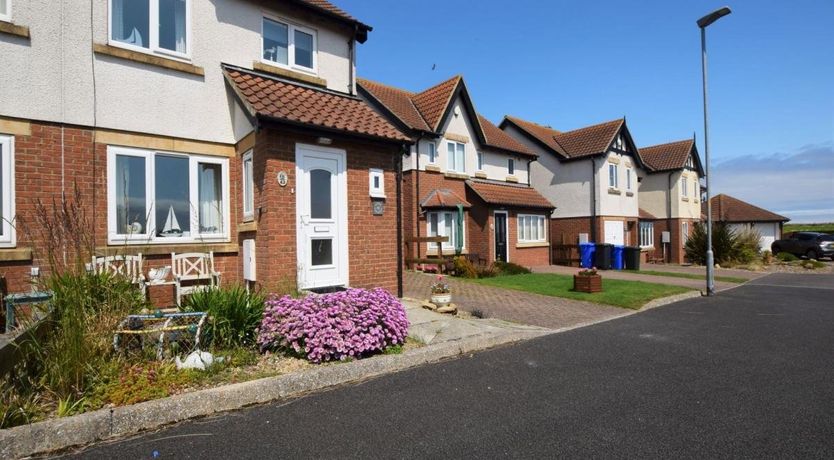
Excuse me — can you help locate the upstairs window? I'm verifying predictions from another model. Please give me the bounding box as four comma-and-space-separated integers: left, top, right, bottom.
0, 135, 15, 247
608, 163, 618, 188
626, 167, 633, 190
447, 141, 465, 173
262, 17, 317, 72
508, 158, 515, 176
477, 152, 484, 171
427, 142, 436, 164
0, 0, 10, 22
681, 177, 689, 197
110, 0, 190, 57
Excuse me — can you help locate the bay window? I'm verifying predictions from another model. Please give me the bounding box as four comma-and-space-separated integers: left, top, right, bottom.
427, 211, 464, 251
447, 141, 465, 173
0, 135, 15, 247
262, 17, 317, 72
110, 0, 190, 58
107, 146, 229, 243
518, 214, 546, 243
639, 221, 654, 248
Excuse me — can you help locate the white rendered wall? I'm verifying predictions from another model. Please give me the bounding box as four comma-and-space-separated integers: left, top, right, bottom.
598, 151, 639, 218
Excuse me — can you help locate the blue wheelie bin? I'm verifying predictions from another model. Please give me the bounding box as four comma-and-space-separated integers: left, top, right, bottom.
579, 242, 596, 268
612, 245, 625, 270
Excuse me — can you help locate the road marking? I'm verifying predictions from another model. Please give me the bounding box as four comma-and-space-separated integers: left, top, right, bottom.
757, 313, 785, 316
747, 283, 834, 291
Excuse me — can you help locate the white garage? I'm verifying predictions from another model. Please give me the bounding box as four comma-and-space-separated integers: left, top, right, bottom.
711, 194, 788, 252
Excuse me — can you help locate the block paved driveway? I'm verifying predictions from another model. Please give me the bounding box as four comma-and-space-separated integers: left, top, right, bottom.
403, 271, 627, 329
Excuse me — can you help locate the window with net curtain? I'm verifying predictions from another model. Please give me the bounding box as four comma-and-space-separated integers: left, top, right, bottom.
111, 0, 187, 54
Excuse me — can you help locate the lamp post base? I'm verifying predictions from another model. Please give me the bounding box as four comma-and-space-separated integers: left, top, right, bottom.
705, 250, 716, 296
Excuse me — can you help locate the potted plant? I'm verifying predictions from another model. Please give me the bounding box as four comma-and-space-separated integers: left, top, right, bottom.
430, 275, 452, 306
573, 267, 602, 293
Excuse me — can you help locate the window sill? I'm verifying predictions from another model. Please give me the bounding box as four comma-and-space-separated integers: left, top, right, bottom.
505, 175, 519, 183
424, 164, 441, 173
93, 43, 204, 77
516, 242, 549, 248
370, 193, 387, 200
682, 197, 690, 202
474, 171, 488, 179
239, 221, 257, 233
626, 191, 634, 197
608, 188, 621, 195
444, 171, 469, 180
0, 20, 29, 39
427, 249, 467, 256
253, 61, 327, 88
444, 133, 470, 144
0, 247, 33, 262
99, 242, 237, 256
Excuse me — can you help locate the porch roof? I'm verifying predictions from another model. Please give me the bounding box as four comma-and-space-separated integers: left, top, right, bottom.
639, 208, 659, 220
223, 66, 411, 143
466, 179, 554, 210
420, 189, 471, 209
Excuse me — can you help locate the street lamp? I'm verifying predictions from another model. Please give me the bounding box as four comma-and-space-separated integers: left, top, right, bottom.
698, 6, 731, 296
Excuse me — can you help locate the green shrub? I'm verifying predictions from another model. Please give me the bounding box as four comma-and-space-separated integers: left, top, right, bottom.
776, 252, 798, 262
686, 222, 759, 266
182, 286, 265, 349
762, 250, 773, 265
493, 261, 532, 275
452, 256, 478, 278
800, 259, 825, 270
731, 228, 762, 264
476, 263, 497, 278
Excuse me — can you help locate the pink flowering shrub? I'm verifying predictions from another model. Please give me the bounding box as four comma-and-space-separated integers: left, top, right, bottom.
257, 288, 409, 363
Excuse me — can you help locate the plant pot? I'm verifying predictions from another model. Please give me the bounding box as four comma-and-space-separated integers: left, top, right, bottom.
430, 292, 452, 307
573, 274, 602, 293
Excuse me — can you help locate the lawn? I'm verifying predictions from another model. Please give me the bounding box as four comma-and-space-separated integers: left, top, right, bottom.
627, 269, 748, 284
471, 273, 692, 310
784, 223, 834, 234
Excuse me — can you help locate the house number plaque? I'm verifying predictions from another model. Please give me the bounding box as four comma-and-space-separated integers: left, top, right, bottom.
277, 171, 288, 187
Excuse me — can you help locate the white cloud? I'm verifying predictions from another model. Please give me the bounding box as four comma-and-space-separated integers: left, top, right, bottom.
710, 142, 834, 223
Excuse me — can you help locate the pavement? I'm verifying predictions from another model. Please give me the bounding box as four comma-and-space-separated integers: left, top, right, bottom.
64, 272, 834, 458
404, 271, 629, 329
531, 264, 743, 292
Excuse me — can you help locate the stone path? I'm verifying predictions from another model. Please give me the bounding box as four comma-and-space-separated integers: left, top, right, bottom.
403, 271, 628, 330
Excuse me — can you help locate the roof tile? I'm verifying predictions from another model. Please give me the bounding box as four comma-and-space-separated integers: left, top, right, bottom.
420, 189, 471, 208
504, 116, 625, 159
466, 180, 554, 209
708, 194, 789, 223
640, 139, 695, 172
225, 67, 409, 143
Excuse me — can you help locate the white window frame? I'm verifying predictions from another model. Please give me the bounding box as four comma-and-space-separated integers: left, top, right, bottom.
476, 151, 484, 171
107, 146, 231, 245
681, 176, 689, 197
108, 0, 192, 60
682, 221, 689, 246
626, 167, 633, 190
242, 150, 254, 221
426, 211, 465, 251
369, 168, 385, 198
447, 141, 465, 173
0, 135, 16, 247
508, 158, 515, 176
0, 0, 11, 22
261, 15, 318, 74
639, 221, 654, 248
427, 142, 436, 164
517, 214, 546, 243
608, 163, 618, 188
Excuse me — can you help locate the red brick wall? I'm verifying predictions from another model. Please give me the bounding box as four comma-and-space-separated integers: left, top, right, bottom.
250, 127, 400, 295
642, 217, 699, 264
550, 216, 592, 245
506, 209, 550, 267
0, 120, 400, 301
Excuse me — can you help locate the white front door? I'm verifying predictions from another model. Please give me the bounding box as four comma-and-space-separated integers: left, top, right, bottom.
604, 220, 625, 245
296, 144, 348, 289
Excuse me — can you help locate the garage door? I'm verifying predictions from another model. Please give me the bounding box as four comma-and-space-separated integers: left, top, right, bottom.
604, 221, 624, 245
755, 223, 778, 251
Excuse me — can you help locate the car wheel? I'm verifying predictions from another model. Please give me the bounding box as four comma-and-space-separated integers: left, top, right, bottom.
806, 249, 818, 260
771, 245, 780, 255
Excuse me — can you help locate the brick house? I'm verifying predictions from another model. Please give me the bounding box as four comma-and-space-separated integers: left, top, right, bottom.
358, 76, 554, 267
0, 0, 409, 299
500, 116, 647, 248
637, 138, 705, 263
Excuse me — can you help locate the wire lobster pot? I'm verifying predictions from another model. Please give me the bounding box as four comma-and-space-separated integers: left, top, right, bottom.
113, 311, 208, 360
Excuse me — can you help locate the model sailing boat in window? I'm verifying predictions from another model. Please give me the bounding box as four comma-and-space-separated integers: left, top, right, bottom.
160, 205, 183, 237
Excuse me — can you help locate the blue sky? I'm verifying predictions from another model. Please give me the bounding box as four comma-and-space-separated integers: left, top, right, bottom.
344, 0, 834, 223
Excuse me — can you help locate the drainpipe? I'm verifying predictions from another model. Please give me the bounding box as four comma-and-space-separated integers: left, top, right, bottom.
526, 158, 533, 186
414, 137, 421, 259
667, 172, 674, 262
590, 158, 598, 242
396, 144, 405, 297
348, 27, 357, 95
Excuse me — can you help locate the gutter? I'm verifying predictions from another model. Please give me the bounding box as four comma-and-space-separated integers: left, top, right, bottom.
414, 135, 421, 259
396, 144, 405, 297
590, 157, 598, 242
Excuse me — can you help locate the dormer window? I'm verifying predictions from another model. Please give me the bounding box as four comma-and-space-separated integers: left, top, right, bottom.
508, 158, 515, 175
613, 135, 625, 151
109, 0, 190, 58
685, 155, 694, 169
262, 17, 317, 73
